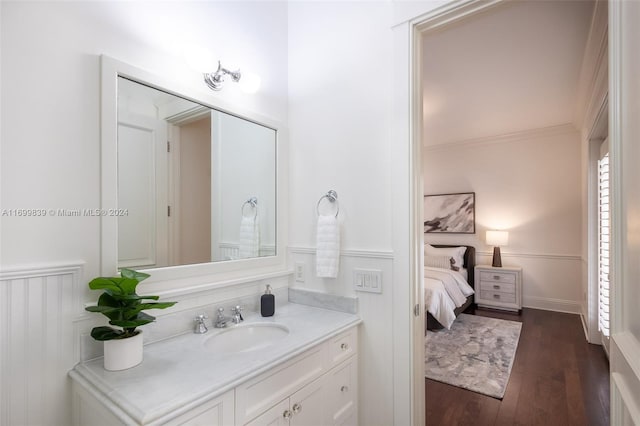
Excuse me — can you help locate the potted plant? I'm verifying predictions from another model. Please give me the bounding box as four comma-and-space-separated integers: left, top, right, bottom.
85, 268, 176, 371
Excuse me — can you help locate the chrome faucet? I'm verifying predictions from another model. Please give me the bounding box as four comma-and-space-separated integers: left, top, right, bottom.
231, 305, 244, 324
214, 307, 230, 328
194, 314, 208, 334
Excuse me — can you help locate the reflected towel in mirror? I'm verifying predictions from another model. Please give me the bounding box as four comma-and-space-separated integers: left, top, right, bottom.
239, 216, 260, 258
316, 215, 340, 278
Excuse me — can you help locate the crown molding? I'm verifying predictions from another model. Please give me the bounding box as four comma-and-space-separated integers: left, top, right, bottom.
423, 123, 577, 152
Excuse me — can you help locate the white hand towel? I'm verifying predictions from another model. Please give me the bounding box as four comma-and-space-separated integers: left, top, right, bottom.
316, 215, 340, 278
238, 216, 260, 259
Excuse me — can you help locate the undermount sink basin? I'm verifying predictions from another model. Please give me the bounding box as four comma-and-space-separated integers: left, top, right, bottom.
203, 323, 289, 353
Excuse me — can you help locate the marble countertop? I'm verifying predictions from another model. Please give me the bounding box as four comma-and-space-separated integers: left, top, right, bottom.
69, 303, 361, 425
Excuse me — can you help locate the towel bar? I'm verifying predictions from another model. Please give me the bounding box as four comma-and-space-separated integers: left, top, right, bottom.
316, 190, 339, 217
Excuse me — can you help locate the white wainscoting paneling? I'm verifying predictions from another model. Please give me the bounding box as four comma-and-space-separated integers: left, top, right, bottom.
0, 263, 84, 426
611, 333, 640, 425
475, 251, 583, 314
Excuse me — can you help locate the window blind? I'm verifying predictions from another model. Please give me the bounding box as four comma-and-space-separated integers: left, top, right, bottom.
598, 151, 610, 337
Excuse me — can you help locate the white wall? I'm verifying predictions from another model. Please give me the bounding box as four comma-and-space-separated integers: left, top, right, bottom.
213, 112, 276, 257
423, 126, 584, 313
287, 2, 396, 423
0, 1, 288, 273
0, 2, 288, 424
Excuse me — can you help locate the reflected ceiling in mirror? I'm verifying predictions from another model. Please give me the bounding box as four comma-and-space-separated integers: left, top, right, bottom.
117, 77, 276, 269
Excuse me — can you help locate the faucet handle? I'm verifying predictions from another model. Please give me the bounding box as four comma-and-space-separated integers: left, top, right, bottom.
217, 307, 225, 317
194, 314, 209, 334
231, 305, 244, 322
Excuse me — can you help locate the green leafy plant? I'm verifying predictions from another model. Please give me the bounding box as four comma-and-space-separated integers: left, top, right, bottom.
85, 268, 177, 341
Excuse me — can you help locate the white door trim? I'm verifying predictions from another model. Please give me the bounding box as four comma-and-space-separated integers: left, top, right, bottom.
608, 0, 640, 423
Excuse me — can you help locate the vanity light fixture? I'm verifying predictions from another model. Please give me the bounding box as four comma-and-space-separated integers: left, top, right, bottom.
203, 60, 240, 91
203, 61, 261, 93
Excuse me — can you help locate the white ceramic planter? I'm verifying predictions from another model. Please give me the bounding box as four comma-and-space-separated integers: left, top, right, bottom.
103, 331, 143, 371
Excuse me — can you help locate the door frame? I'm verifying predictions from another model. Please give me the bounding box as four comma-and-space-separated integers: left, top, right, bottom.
400, 1, 506, 424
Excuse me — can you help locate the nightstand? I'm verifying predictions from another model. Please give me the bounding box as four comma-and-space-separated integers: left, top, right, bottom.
474, 265, 522, 312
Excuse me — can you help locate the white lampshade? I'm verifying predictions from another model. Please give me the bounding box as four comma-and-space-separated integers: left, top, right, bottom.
486, 230, 509, 246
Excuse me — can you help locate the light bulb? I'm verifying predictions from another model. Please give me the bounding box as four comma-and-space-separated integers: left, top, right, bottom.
239, 72, 261, 94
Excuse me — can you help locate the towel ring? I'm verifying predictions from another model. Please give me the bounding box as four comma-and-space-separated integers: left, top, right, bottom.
316, 190, 339, 218
241, 197, 258, 219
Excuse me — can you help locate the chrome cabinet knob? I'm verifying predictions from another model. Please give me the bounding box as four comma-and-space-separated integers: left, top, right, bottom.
283, 410, 292, 419
292, 403, 302, 414
340, 343, 349, 351
341, 385, 349, 392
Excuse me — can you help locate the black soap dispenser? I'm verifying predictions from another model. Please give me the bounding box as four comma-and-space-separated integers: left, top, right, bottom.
261, 284, 275, 317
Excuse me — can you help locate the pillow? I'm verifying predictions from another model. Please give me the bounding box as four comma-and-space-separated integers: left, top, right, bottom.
425, 245, 466, 271
424, 255, 452, 270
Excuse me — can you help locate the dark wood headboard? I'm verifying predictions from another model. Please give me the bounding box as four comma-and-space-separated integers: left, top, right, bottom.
430, 244, 476, 287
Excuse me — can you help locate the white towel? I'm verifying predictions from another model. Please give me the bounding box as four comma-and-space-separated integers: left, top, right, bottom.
238, 216, 260, 259
316, 215, 340, 278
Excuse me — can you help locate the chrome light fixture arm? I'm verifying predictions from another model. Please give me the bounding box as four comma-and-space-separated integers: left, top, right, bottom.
203, 60, 241, 91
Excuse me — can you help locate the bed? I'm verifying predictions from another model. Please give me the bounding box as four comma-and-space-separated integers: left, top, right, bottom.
425, 245, 476, 330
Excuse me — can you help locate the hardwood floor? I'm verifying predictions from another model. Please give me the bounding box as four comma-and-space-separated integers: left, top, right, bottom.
426, 308, 610, 426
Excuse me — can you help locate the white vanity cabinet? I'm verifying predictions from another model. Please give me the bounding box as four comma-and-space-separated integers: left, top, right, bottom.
71, 322, 358, 426
237, 327, 358, 426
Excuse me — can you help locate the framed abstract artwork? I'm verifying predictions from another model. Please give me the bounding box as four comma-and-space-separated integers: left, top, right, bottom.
424, 192, 475, 234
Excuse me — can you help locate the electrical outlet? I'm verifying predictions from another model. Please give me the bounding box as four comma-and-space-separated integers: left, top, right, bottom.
295, 262, 305, 282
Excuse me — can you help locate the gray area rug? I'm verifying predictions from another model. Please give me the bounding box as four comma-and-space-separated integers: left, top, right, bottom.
425, 313, 522, 399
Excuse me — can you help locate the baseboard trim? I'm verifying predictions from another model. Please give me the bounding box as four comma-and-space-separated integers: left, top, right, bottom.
523, 296, 582, 314
288, 246, 394, 259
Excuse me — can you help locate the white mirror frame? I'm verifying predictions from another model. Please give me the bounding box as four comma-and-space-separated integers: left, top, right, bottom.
101, 55, 288, 294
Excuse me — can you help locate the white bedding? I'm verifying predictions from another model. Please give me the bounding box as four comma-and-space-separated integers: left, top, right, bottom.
425, 267, 474, 329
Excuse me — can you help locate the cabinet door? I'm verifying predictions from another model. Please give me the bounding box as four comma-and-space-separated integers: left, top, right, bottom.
324, 358, 357, 426
245, 398, 290, 426
289, 376, 327, 426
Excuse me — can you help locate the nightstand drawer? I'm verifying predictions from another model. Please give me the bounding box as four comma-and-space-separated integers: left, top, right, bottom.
479, 281, 515, 293
479, 271, 516, 284
479, 290, 516, 304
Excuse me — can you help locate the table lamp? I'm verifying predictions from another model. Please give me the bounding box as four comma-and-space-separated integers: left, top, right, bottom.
486, 230, 509, 267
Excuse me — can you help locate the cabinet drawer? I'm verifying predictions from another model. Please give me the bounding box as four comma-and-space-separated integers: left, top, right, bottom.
479, 281, 515, 294
479, 290, 516, 304
328, 329, 357, 368
479, 271, 516, 284
235, 345, 325, 425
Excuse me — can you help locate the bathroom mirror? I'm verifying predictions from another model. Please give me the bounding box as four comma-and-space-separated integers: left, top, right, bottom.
101, 55, 286, 284
117, 77, 276, 269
